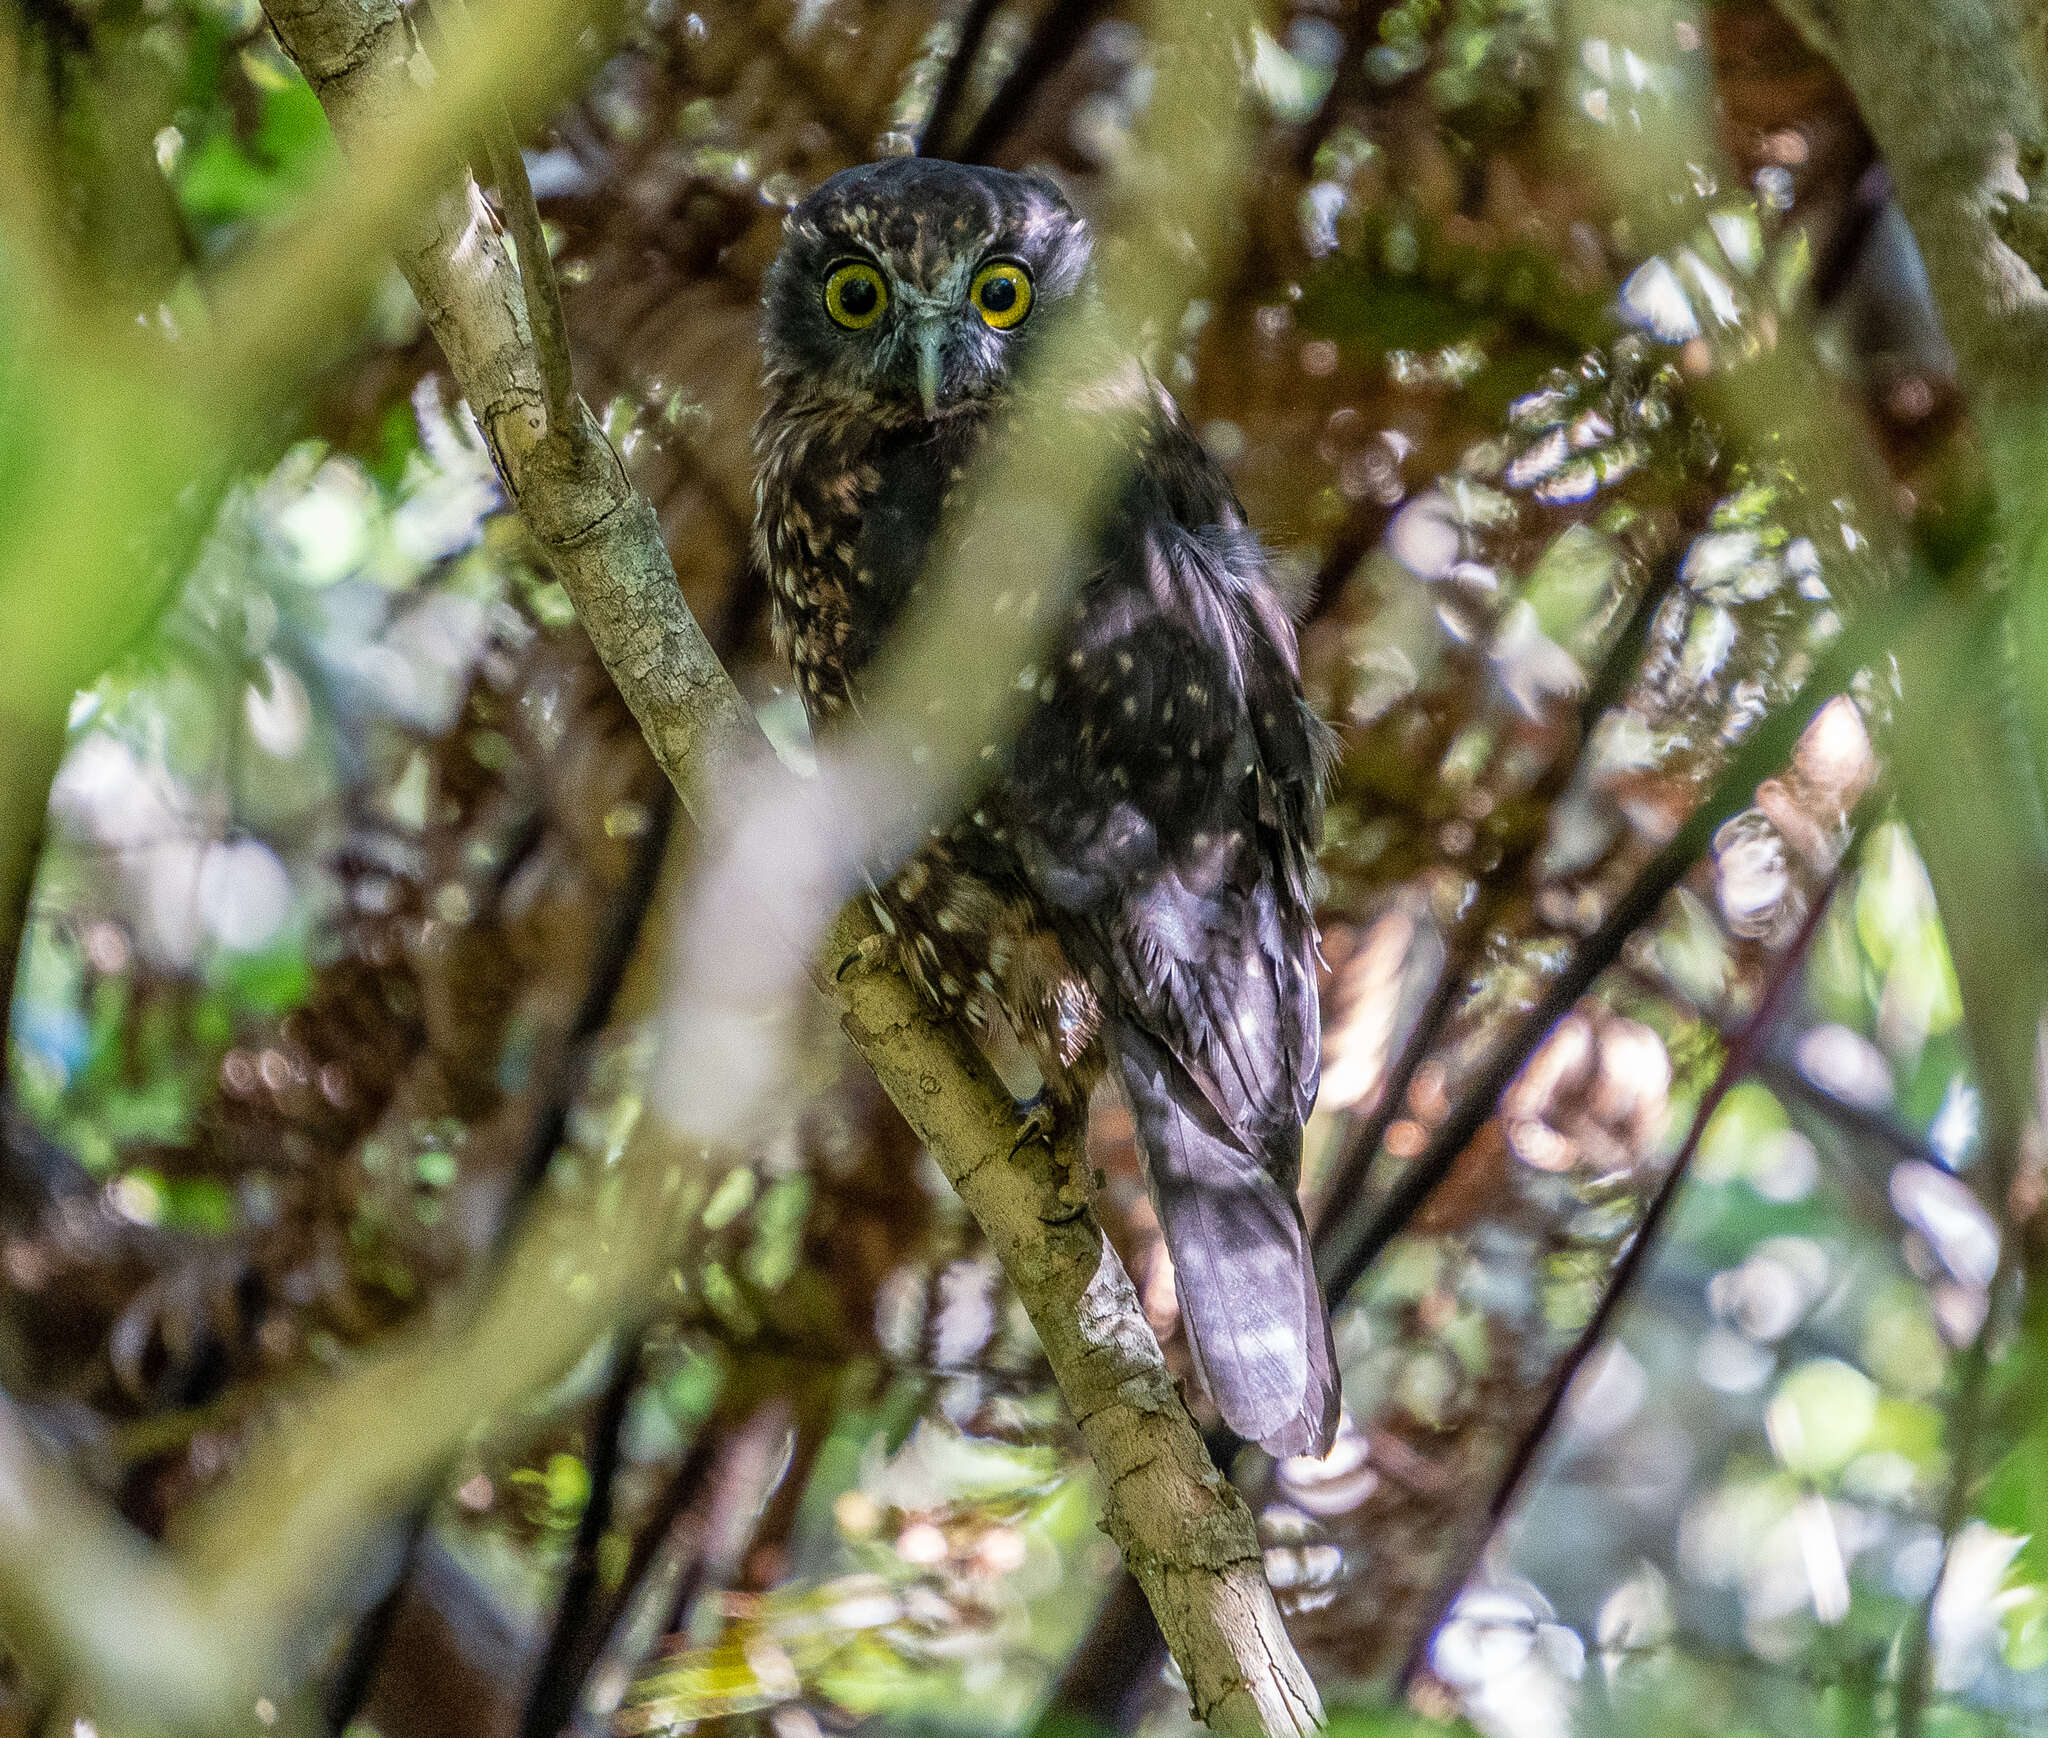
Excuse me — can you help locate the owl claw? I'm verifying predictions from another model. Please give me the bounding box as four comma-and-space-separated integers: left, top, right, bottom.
1016, 1094, 1096, 1213
1011, 1093, 1062, 1156
834, 933, 892, 982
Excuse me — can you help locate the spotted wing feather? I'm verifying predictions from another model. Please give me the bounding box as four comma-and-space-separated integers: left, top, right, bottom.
1006, 500, 1338, 1458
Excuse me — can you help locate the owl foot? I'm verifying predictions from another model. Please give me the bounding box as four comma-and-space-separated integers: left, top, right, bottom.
834, 931, 893, 982
1011, 1092, 1062, 1156
1013, 1094, 1096, 1212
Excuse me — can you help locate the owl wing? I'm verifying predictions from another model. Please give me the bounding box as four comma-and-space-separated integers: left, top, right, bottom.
1004, 503, 1338, 1457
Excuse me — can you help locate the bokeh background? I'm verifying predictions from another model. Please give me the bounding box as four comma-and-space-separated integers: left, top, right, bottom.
2, 1, 2037, 1735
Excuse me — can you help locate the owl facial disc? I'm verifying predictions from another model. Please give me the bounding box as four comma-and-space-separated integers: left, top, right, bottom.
760, 158, 1092, 421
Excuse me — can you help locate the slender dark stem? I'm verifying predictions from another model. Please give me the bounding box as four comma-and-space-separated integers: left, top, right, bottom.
517, 1339, 645, 1738
552, 1417, 730, 1737
322, 785, 675, 1734
1314, 562, 1683, 1283
510, 783, 676, 1209
1894, 1060, 2024, 1734
1309, 944, 1469, 1273
918, 0, 1004, 160
1894, 1287, 2003, 1738
1624, 955, 1956, 1177
1295, 508, 1384, 628
953, 0, 1105, 165
1395, 858, 1851, 1691
1576, 562, 1679, 737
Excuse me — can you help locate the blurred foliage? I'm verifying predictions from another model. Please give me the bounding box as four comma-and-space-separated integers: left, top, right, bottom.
6, 0, 2048, 1737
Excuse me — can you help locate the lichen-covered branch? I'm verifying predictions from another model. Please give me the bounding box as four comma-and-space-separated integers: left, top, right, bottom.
1786, 0, 2048, 1248
1786, 0, 2048, 836
1740, 8, 2048, 1730
262, 0, 1322, 1730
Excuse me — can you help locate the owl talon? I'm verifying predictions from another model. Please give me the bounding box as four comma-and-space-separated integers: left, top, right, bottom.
1011, 1093, 1062, 1157
835, 933, 892, 982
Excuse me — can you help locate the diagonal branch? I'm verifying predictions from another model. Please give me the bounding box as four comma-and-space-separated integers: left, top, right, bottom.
1309, 565, 1680, 1284
1396, 855, 1855, 1690
917, 0, 1005, 160
954, 0, 1108, 165
1316, 596, 1912, 1312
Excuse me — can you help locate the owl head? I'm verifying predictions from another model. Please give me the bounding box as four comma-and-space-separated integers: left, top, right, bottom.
761, 158, 1091, 419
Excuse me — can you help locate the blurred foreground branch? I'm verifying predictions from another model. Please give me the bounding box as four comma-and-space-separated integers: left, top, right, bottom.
1685, 4, 2048, 1728
1779, 0, 2048, 1115
262, 0, 1321, 1732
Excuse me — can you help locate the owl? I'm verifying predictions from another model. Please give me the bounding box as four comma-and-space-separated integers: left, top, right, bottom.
754, 158, 1338, 1459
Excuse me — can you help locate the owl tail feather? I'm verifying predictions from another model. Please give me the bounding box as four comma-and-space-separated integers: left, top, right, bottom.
1112, 1024, 1340, 1460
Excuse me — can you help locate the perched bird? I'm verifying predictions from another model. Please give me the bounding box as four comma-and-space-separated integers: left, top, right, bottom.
753, 157, 1338, 1458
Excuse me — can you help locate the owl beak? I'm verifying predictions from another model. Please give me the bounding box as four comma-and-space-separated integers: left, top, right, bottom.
914, 324, 946, 417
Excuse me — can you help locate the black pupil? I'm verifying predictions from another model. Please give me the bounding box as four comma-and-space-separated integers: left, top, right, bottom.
838, 275, 877, 316
981, 274, 1018, 313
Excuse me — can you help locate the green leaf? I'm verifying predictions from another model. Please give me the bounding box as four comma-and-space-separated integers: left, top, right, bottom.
175, 76, 333, 228
1981, 1434, 2048, 1583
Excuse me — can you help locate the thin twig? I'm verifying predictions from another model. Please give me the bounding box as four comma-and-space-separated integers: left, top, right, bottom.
954, 0, 1106, 164
1621, 956, 1957, 1178
517, 1337, 645, 1738
1320, 594, 1915, 1312
1895, 1284, 2002, 1737
1395, 856, 1853, 1690
483, 114, 576, 433
1309, 944, 1468, 1268
1313, 557, 1686, 1283
551, 1414, 730, 1737
918, 0, 1005, 160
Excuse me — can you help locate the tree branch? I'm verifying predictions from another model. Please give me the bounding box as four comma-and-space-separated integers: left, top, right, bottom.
1317, 593, 1910, 1311
953, 0, 1108, 166
513, 1335, 642, 1738
917, 0, 1004, 160
260, 0, 1321, 1731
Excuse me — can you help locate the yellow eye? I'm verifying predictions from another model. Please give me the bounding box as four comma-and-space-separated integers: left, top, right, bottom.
969, 260, 1034, 330
823, 261, 888, 330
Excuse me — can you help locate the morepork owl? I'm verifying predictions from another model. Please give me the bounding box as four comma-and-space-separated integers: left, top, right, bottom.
753, 157, 1338, 1458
